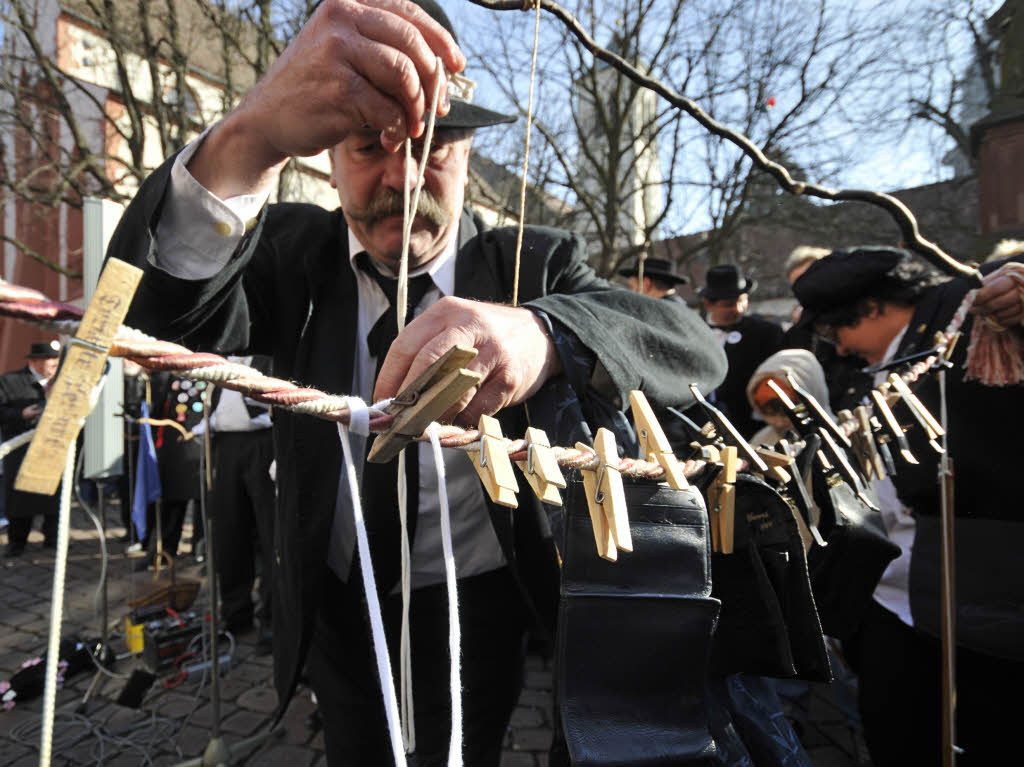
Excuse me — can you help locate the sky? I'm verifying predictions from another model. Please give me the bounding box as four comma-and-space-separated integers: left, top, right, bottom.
438, 0, 996, 235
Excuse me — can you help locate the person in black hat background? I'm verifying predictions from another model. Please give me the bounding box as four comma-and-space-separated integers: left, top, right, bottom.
700, 264, 785, 438
792, 245, 1024, 766
617, 256, 688, 303
0, 340, 62, 557
106, 0, 727, 763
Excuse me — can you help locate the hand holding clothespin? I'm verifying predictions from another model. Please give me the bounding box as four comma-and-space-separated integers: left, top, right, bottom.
367, 345, 482, 463
514, 427, 566, 505
706, 445, 738, 554
471, 415, 519, 508
629, 391, 689, 489
576, 428, 632, 561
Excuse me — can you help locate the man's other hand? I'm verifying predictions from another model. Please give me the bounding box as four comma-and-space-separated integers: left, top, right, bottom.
189, 0, 465, 198
971, 263, 1024, 328
374, 297, 563, 426
21, 404, 43, 421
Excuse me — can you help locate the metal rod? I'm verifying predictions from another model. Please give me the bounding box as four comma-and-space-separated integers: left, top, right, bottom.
938, 367, 957, 767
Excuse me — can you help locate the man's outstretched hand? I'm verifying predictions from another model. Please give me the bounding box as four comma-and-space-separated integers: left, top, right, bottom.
373, 297, 563, 426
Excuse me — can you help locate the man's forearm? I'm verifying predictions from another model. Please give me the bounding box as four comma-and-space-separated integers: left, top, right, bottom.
185, 112, 288, 201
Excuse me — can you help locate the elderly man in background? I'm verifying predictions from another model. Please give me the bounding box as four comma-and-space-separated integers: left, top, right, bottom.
700, 263, 784, 438
0, 340, 62, 557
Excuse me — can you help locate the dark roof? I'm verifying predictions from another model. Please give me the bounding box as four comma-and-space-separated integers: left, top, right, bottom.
467, 152, 572, 224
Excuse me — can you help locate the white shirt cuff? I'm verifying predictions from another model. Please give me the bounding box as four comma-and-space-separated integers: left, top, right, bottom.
154, 130, 272, 280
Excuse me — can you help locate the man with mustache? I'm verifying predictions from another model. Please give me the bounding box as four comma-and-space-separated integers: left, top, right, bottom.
107, 1, 725, 764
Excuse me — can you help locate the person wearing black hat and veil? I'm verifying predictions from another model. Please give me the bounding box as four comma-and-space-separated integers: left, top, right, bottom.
0, 340, 62, 557
700, 264, 785, 438
617, 256, 689, 304
106, 0, 726, 763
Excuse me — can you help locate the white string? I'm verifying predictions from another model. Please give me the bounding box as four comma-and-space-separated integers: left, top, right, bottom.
511, 0, 544, 307
337, 397, 408, 767
0, 428, 34, 459
39, 439, 77, 767
427, 422, 463, 767
398, 447, 414, 752
394, 58, 447, 752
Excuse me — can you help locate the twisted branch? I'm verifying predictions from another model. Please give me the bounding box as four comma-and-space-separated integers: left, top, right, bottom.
467, 0, 983, 286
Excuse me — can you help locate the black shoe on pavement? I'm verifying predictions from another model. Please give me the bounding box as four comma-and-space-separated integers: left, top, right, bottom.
256, 628, 273, 656
224, 614, 255, 635
5, 543, 26, 558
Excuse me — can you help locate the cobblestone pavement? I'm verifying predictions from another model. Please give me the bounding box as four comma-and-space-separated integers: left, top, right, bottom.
1, 504, 869, 766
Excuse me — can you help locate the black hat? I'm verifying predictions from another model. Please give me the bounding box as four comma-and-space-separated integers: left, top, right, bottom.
26, 340, 61, 359
411, 0, 516, 130
699, 264, 756, 300
616, 257, 688, 285
792, 246, 910, 327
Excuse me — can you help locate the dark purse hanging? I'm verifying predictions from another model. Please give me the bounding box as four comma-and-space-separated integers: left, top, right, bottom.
806, 470, 900, 641
556, 472, 720, 766
705, 471, 832, 682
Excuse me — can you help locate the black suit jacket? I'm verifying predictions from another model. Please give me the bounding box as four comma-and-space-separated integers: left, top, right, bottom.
106, 153, 727, 708
0, 367, 58, 519
712, 314, 785, 438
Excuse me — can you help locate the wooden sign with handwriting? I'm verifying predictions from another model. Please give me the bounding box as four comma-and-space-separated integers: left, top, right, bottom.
15, 259, 142, 494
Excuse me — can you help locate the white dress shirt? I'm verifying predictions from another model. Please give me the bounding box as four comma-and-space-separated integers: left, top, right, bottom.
154, 138, 506, 589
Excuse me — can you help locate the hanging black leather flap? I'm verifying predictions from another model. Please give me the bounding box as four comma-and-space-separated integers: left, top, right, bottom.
708, 475, 831, 682
557, 473, 720, 766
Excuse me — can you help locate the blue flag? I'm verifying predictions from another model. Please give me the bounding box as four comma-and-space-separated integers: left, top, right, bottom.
132, 401, 161, 540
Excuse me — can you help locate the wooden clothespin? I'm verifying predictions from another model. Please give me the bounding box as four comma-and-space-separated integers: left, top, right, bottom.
17, 259, 142, 494
628, 391, 689, 489
471, 415, 519, 508
514, 427, 566, 505
854, 405, 886, 480
837, 409, 873, 480
887, 373, 945, 453
367, 345, 482, 464
707, 446, 738, 554
576, 428, 632, 561
753, 446, 793, 485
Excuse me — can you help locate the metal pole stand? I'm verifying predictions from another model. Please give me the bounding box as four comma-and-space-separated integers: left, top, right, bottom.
80, 482, 115, 709
171, 401, 282, 766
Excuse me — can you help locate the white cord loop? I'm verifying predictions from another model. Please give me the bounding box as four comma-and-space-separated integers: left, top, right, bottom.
343, 396, 371, 436
427, 422, 463, 767
336, 421, 408, 766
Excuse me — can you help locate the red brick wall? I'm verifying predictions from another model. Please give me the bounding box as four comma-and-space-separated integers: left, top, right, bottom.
0, 72, 84, 374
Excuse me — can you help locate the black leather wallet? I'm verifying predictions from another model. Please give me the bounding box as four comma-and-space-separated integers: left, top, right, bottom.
556, 472, 720, 766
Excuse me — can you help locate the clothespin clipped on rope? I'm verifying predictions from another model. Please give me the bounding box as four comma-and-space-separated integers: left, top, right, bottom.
753, 446, 793, 485
887, 373, 945, 454
367, 345, 482, 464
471, 414, 519, 508
16, 259, 142, 494
628, 391, 689, 489
576, 428, 632, 562
707, 446, 738, 554
838, 409, 873, 480
853, 406, 886, 480
514, 427, 566, 505
688, 384, 768, 473
869, 389, 918, 466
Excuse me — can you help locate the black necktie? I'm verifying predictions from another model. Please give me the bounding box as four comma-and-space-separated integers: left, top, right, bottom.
355, 252, 435, 593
